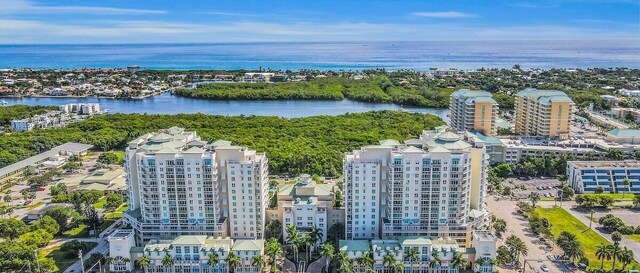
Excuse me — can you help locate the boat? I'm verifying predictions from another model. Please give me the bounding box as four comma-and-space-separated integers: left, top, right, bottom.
0, 100, 8, 106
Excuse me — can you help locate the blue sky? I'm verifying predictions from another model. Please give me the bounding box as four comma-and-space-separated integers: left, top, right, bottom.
0, 0, 638, 44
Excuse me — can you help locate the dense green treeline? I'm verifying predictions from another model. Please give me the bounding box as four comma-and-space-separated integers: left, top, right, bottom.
0, 111, 443, 176
174, 76, 454, 108
0, 105, 59, 125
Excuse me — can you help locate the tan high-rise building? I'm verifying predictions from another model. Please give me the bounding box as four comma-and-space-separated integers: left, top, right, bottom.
449, 89, 498, 135
515, 88, 573, 138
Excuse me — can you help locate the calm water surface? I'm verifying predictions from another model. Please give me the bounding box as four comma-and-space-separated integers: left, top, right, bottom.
1, 40, 639, 70
2, 93, 450, 120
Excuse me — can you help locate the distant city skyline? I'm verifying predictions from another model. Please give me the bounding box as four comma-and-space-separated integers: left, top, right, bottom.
0, 0, 639, 44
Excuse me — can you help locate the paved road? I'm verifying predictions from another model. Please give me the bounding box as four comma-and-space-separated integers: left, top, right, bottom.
63, 219, 121, 273
306, 256, 326, 273
487, 197, 577, 273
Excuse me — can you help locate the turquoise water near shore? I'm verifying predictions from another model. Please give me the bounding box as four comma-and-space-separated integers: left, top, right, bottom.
1, 40, 639, 70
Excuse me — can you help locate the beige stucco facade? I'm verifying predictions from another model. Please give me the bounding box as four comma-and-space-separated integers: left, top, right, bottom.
515, 88, 573, 138
450, 89, 498, 136
268, 175, 344, 243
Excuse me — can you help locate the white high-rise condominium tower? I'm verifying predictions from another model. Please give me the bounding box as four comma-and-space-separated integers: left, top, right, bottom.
343, 126, 490, 246
123, 127, 268, 244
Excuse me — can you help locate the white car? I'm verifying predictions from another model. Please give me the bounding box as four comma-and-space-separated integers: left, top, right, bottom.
541, 264, 550, 272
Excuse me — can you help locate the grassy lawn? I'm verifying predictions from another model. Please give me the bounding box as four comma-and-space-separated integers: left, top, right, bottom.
582, 193, 635, 201
105, 203, 128, 219
536, 207, 639, 270
41, 242, 98, 273
93, 196, 106, 209
27, 201, 45, 210
63, 224, 89, 238
63, 219, 115, 238
628, 234, 640, 243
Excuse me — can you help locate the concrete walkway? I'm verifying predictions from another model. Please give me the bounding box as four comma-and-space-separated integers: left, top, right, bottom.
306, 256, 327, 273
282, 257, 296, 273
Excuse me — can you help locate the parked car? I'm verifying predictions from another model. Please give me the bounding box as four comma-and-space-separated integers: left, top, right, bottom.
541, 264, 550, 272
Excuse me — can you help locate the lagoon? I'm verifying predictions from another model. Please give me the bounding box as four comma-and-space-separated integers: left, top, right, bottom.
2, 93, 450, 120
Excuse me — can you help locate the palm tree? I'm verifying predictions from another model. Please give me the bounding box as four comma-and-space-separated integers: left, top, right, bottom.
301, 233, 314, 262
619, 247, 634, 271
596, 244, 611, 270
405, 247, 420, 273
265, 238, 283, 267
285, 225, 300, 264
208, 252, 220, 271
383, 253, 396, 273
609, 244, 622, 270
337, 251, 352, 272
252, 255, 265, 271
360, 252, 375, 272
309, 226, 323, 248
506, 235, 528, 264
139, 255, 151, 271
320, 244, 335, 273
451, 252, 467, 271
622, 178, 631, 198
429, 251, 442, 269
390, 262, 405, 273
161, 253, 174, 273
556, 232, 583, 263
528, 192, 541, 207
226, 252, 242, 273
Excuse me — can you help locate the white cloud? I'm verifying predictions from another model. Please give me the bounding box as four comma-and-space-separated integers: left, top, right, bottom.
1, 17, 635, 45
1, 0, 165, 15
411, 11, 475, 18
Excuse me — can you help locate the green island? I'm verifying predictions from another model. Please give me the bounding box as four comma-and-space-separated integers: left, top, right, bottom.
174, 75, 455, 108
0, 105, 59, 126
0, 110, 444, 176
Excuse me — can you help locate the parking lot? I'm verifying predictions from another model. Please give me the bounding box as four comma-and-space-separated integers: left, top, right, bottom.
509, 177, 563, 199
488, 197, 581, 273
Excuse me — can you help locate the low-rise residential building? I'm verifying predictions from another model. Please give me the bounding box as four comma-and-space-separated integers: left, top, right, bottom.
567, 160, 640, 194
108, 230, 265, 273
268, 174, 344, 243
339, 231, 496, 273
108, 230, 137, 272
610, 107, 640, 123
606, 129, 640, 144
59, 103, 101, 115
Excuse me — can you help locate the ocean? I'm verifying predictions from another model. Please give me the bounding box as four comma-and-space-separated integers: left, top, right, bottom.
1, 40, 639, 70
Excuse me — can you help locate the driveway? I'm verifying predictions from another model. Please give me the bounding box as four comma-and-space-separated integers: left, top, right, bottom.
282, 257, 296, 273
306, 256, 326, 273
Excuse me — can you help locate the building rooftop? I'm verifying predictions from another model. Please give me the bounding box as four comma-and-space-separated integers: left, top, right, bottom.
608, 129, 640, 137
568, 160, 640, 169
233, 239, 264, 251
0, 142, 93, 179
516, 88, 573, 104
339, 240, 371, 252
172, 235, 207, 245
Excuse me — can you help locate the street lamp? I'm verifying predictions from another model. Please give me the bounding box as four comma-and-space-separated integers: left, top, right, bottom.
79, 249, 86, 273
